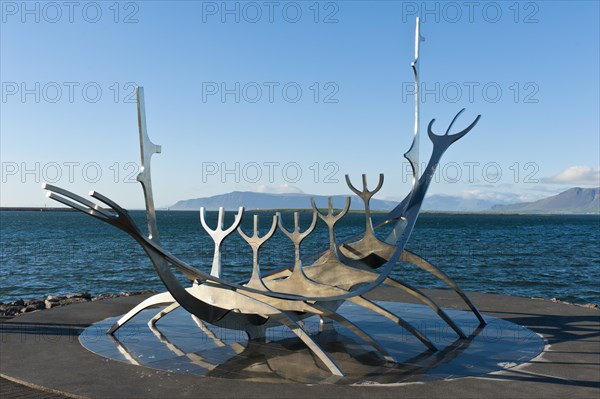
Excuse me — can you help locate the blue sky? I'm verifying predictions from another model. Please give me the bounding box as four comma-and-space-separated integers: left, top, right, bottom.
1, 1, 599, 208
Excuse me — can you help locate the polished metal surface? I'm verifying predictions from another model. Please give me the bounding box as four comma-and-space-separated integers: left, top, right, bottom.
338, 173, 393, 267
200, 206, 244, 278
80, 301, 544, 385
404, 16, 425, 188
238, 214, 279, 290
43, 18, 487, 378
135, 86, 162, 243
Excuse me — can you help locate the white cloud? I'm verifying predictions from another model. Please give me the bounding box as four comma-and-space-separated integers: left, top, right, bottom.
425, 189, 546, 204
542, 166, 600, 186
460, 189, 521, 203
457, 190, 546, 203
252, 184, 304, 194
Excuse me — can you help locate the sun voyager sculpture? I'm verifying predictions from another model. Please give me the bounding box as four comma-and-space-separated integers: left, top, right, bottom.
43, 19, 489, 378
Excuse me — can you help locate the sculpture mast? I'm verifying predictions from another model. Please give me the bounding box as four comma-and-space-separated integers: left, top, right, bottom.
404, 17, 425, 188
386, 18, 424, 245
136, 87, 163, 243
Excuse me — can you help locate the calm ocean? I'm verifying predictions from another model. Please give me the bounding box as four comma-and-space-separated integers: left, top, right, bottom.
1, 211, 598, 305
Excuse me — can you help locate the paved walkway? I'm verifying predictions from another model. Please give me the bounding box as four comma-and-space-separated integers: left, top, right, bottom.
1, 290, 598, 398
0, 377, 70, 399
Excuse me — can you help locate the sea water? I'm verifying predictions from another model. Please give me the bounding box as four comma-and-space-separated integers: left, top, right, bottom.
1, 211, 598, 305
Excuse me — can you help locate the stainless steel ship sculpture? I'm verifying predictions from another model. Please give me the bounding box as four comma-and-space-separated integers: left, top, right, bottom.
43, 19, 484, 377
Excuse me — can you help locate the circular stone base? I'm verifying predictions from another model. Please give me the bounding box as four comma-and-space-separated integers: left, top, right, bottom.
1, 289, 598, 398
80, 302, 543, 385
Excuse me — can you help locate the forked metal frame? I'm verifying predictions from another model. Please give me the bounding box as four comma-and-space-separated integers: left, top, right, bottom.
43, 18, 485, 377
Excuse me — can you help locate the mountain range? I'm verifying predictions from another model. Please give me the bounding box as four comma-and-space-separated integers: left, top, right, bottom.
171, 192, 397, 211
488, 187, 599, 214
170, 187, 600, 214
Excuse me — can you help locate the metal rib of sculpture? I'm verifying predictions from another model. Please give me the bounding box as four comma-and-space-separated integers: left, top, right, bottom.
42, 19, 485, 377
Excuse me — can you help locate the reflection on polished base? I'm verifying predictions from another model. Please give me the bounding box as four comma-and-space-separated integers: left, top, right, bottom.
80, 301, 543, 385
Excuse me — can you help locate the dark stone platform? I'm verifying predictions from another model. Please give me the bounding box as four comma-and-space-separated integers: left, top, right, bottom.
1, 289, 598, 398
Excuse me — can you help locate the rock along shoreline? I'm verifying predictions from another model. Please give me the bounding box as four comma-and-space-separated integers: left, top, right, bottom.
0, 291, 157, 319
1, 290, 596, 319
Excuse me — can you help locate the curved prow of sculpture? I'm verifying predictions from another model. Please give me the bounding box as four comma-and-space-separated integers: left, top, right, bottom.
43, 185, 232, 327
383, 109, 481, 228
428, 109, 481, 148
386, 109, 482, 245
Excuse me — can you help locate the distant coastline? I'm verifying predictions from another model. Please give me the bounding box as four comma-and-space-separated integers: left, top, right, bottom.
3, 187, 597, 215
169, 187, 599, 214
1, 207, 598, 216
